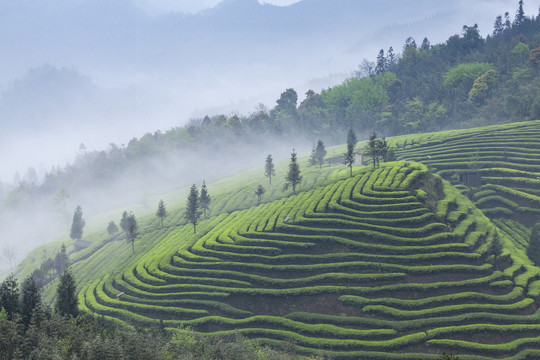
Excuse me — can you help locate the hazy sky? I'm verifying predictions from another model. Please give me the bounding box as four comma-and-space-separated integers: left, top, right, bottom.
135, 0, 302, 14
0, 0, 533, 182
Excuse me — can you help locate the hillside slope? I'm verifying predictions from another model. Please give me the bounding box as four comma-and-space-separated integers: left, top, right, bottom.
16, 120, 540, 359
71, 159, 540, 359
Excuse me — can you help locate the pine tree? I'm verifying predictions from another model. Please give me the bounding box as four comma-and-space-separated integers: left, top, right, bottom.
375, 49, 387, 74
421, 37, 431, 50
186, 184, 201, 233
200, 181, 211, 219
514, 0, 525, 26
347, 127, 358, 149
344, 128, 357, 177
0, 274, 19, 319
20, 276, 41, 329
378, 136, 390, 163
255, 184, 266, 205
493, 15, 504, 36
366, 131, 381, 168
69, 205, 85, 241
387, 46, 396, 68
54, 244, 68, 275
310, 139, 327, 168
284, 149, 302, 194
55, 269, 78, 318
124, 212, 139, 254
107, 221, 118, 238
156, 199, 168, 228
264, 154, 276, 185
504, 11, 511, 28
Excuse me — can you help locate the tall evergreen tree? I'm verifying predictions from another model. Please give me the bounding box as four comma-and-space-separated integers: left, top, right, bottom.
0, 274, 19, 319
200, 181, 211, 219
284, 149, 302, 194
378, 136, 390, 163
514, 0, 525, 26
255, 184, 266, 205
55, 269, 78, 318
264, 154, 276, 185
366, 131, 380, 168
54, 244, 68, 275
347, 127, 358, 149
69, 205, 85, 241
493, 15, 504, 36
120, 211, 129, 233
504, 11, 511, 28
186, 184, 201, 233
421, 37, 430, 50
124, 212, 139, 254
375, 49, 387, 74
156, 199, 168, 228
20, 276, 41, 329
309, 139, 327, 168
344, 128, 357, 177
387, 46, 396, 67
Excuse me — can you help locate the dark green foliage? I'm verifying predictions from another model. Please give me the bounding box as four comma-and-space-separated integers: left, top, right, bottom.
527, 223, 540, 266
200, 181, 211, 219
54, 243, 68, 275
156, 199, 168, 228
19, 276, 40, 329
365, 132, 390, 168
120, 211, 129, 233
284, 149, 302, 193
107, 220, 119, 237
124, 212, 139, 253
264, 154, 276, 185
309, 139, 327, 168
186, 184, 202, 233
347, 127, 358, 149
0, 274, 19, 319
514, 0, 525, 26
0, 311, 306, 360
69, 205, 85, 241
255, 184, 265, 205
344, 128, 357, 177
55, 268, 78, 317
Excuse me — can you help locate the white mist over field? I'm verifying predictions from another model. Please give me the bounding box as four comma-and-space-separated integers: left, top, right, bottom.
0, 0, 531, 274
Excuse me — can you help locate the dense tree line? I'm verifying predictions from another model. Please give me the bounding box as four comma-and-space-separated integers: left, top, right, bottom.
0, 272, 321, 360
4, 1, 539, 213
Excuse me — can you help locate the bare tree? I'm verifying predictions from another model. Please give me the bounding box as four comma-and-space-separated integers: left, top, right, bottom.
355, 58, 375, 78
1, 246, 17, 270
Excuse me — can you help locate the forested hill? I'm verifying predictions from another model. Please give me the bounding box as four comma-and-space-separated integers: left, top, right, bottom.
3, 1, 540, 206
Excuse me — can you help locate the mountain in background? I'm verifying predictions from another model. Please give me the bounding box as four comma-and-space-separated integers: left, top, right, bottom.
0, 0, 517, 180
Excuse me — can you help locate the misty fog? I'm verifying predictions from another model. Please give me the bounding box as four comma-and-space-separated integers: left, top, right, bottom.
0, 0, 529, 274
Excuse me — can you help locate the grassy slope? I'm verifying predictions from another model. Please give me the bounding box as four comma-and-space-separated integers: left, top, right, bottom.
16, 120, 540, 359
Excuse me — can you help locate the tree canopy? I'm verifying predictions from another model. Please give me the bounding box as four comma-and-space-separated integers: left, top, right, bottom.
200, 181, 211, 219
284, 149, 302, 194
265, 154, 276, 185
309, 139, 327, 168
186, 184, 202, 233
69, 205, 85, 241
55, 268, 78, 318
156, 199, 168, 228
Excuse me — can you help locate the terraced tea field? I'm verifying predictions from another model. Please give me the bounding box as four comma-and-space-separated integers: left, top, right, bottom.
393, 120, 540, 228
21, 120, 540, 359
77, 160, 540, 359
